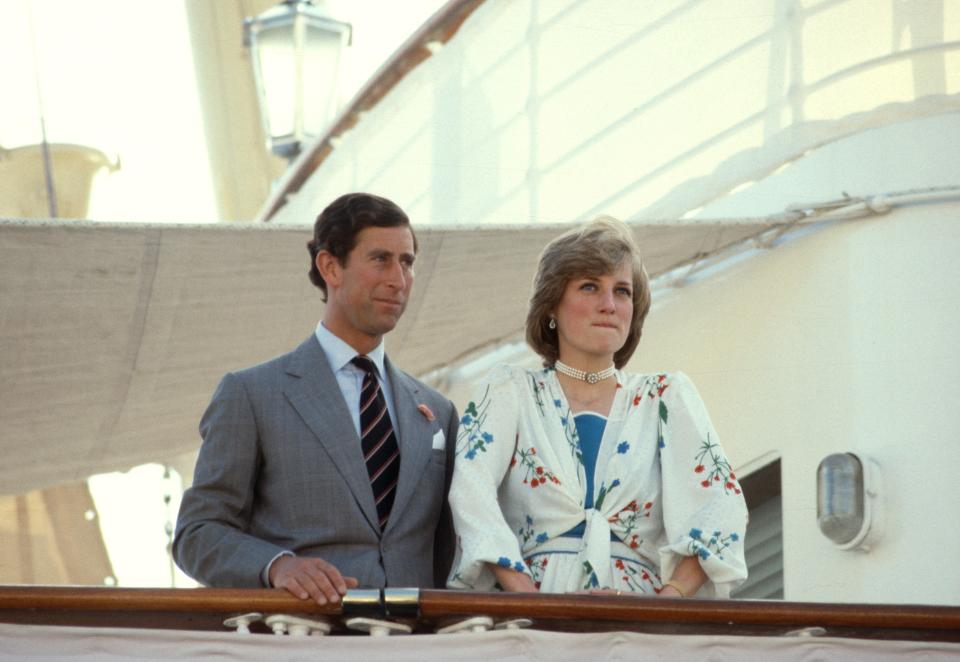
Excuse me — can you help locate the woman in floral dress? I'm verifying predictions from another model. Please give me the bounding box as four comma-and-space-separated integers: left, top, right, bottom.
447, 217, 748, 598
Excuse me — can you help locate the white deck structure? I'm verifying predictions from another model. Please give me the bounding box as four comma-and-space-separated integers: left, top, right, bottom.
1, 0, 958, 607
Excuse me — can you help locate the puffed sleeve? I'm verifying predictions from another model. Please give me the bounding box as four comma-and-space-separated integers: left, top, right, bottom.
656, 372, 748, 597
447, 365, 532, 589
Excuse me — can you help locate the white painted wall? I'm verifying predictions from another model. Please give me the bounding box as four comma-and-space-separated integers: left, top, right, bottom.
631, 116, 960, 604
635, 201, 960, 605
272, 0, 960, 226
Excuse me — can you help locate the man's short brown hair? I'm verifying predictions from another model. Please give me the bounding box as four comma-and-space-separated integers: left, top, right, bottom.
307, 193, 417, 300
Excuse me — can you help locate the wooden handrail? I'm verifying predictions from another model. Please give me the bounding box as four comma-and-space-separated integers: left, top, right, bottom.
420, 590, 960, 631
2, 586, 958, 640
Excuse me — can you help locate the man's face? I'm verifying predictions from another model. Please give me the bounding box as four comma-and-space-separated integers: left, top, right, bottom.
320, 225, 416, 351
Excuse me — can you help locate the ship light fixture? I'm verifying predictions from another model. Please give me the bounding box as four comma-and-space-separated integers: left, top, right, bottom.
244, 0, 351, 161
816, 453, 882, 551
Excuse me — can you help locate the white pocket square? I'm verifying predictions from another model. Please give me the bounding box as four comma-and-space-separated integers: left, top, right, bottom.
431, 429, 446, 450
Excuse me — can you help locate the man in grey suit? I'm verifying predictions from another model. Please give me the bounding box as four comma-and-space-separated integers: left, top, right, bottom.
173, 193, 458, 605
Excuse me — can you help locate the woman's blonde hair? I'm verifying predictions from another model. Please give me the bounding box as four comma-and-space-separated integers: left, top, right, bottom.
525, 216, 651, 369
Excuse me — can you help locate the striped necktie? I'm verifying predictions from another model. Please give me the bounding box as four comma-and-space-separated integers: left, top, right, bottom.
351, 356, 400, 529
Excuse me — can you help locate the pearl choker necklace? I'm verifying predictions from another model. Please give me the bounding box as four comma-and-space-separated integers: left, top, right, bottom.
555, 360, 616, 385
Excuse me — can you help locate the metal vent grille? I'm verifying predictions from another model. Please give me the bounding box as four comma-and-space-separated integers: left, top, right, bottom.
732, 496, 784, 599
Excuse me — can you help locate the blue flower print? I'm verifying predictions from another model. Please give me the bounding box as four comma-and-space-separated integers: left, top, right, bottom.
617, 441, 630, 454
554, 399, 562, 408
497, 557, 511, 568
456, 385, 495, 459
513, 561, 525, 572
518, 516, 550, 548
594, 479, 622, 510
687, 528, 737, 561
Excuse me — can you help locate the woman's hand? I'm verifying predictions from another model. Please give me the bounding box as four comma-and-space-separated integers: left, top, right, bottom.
488, 564, 539, 592
657, 584, 684, 598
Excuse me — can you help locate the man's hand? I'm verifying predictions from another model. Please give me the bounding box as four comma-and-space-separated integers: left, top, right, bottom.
269, 555, 359, 605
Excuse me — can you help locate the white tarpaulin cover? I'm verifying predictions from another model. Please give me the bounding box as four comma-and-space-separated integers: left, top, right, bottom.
1, 623, 958, 661
0, 217, 774, 496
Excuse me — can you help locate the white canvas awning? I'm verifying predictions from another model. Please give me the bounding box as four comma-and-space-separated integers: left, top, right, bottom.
0, 217, 775, 495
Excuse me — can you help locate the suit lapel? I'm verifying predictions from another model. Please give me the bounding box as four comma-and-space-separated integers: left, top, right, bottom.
383, 356, 432, 535
283, 335, 379, 532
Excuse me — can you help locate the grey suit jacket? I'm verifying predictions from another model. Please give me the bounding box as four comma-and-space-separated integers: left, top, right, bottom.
172, 334, 458, 588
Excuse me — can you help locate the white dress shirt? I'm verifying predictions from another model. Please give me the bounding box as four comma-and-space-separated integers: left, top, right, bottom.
313, 320, 400, 435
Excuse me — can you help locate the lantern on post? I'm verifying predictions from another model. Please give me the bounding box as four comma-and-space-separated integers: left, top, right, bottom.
244, 0, 351, 161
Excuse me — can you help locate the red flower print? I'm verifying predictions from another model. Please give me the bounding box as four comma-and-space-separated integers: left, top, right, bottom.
725, 482, 734, 490
515, 447, 559, 487
644, 502, 653, 510
694, 465, 705, 473
655, 375, 668, 397
530, 448, 536, 455
714, 475, 720, 481
730, 472, 737, 480
642, 571, 650, 580
615, 559, 625, 570
633, 394, 641, 406
701, 480, 710, 488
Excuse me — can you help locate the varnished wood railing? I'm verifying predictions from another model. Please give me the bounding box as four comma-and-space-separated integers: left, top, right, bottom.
1, 586, 958, 641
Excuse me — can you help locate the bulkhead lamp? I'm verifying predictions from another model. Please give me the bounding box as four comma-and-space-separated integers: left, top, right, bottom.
244, 0, 351, 161
817, 453, 882, 551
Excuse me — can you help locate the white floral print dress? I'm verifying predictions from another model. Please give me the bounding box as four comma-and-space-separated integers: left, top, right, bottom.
447, 365, 748, 597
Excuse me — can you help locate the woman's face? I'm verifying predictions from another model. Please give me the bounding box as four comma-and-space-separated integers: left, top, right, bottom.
553, 260, 634, 365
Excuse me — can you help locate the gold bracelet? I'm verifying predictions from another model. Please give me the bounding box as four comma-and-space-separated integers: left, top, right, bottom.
661, 580, 687, 597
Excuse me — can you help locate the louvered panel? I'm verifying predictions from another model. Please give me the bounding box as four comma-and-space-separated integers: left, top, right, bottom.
732, 496, 783, 600
742, 550, 783, 586
745, 573, 785, 600
743, 508, 781, 547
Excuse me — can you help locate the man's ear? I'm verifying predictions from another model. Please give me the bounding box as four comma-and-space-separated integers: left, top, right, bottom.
315, 250, 342, 289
